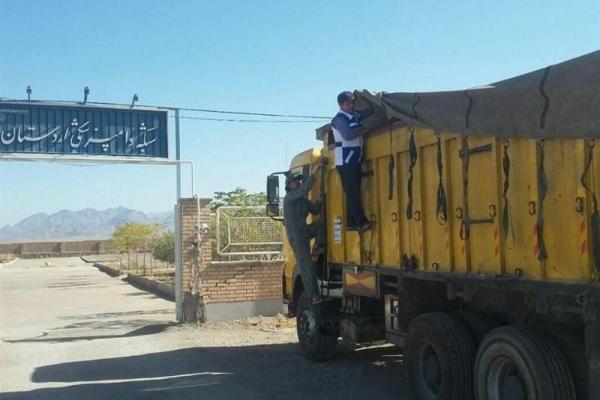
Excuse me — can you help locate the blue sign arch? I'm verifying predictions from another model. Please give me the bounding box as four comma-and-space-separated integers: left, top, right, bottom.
0, 101, 169, 158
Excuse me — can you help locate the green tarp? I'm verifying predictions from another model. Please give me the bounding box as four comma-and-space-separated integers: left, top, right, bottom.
354, 50, 600, 138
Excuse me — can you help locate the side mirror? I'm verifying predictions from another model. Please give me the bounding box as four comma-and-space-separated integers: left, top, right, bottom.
266, 202, 280, 217
267, 175, 279, 203
266, 175, 280, 217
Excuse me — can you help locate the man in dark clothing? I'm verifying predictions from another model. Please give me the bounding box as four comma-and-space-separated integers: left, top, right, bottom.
331, 91, 374, 231
283, 157, 327, 304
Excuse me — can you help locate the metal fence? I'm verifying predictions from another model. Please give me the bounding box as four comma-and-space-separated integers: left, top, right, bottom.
215, 206, 283, 258
117, 249, 173, 275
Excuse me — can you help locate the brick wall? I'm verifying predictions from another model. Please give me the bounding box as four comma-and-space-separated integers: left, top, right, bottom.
0, 240, 108, 257
179, 198, 212, 292
179, 197, 212, 322
0, 243, 22, 254
178, 197, 284, 321
202, 261, 283, 304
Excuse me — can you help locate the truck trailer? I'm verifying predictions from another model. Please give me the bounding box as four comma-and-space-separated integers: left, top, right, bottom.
266, 50, 600, 400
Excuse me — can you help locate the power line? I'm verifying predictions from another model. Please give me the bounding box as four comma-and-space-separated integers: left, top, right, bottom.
175, 106, 329, 120
0, 96, 331, 120
178, 115, 323, 123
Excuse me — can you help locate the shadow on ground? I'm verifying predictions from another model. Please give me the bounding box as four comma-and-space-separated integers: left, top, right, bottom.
57, 309, 174, 321
3, 310, 175, 344
3, 323, 172, 343
0, 343, 409, 400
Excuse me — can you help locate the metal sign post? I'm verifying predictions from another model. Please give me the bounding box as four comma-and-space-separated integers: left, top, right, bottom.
174, 108, 184, 322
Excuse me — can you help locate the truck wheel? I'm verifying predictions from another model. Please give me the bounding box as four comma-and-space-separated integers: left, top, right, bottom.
532, 323, 587, 400
453, 310, 500, 347
296, 294, 337, 362
474, 325, 576, 400
405, 312, 476, 400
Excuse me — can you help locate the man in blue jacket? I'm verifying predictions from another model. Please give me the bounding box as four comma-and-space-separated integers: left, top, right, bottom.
331, 91, 373, 231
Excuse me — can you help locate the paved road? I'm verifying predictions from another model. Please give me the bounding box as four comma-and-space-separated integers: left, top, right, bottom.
0, 257, 410, 400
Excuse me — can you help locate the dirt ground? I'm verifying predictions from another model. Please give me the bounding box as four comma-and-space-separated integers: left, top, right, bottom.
0, 257, 411, 400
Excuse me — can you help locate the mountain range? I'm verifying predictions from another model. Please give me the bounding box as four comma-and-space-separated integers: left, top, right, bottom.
0, 207, 174, 243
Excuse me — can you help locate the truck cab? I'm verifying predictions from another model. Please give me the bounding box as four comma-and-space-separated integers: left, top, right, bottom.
266, 146, 326, 315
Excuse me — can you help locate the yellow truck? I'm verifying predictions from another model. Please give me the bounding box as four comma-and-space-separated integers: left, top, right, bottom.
266, 50, 600, 400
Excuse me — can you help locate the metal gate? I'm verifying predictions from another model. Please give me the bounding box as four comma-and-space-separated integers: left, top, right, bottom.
215, 206, 283, 257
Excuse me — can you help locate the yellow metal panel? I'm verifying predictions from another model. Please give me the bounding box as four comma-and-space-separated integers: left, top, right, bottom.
421, 142, 452, 271
543, 139, 589, 281
338, 159, 361, 264
364, 129, 392, 158
326, 166, 346, 264
413, 145, 425, 269
398, 150, 418, 262
290, 125, 598, 286
308, 148, 325, 208
574, 139, 592, 281
345, 231, 362, 265
466, 137, 503, 275
289, 150, 313, 172
397, 136, 425, 266
589, 140, 600, 280
448, 137, 468, 273
502, 139, 542, 279
282, 229, 295, 298
395, 152, 409, 262
360, 159, 379, 265
377, 156, 401, 267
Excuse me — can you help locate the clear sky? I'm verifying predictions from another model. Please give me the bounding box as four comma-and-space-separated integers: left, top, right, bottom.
1, 0, 598, 226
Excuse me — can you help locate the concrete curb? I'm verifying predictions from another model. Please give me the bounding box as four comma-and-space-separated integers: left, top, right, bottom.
206, 300, 287, 321
125, 274, 175, 301
93, 262, 175, 301
82, 255, 120, 264
93, 262, 123, 277
0, 257, 20, 268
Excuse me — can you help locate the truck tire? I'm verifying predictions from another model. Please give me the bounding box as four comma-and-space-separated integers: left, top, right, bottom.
296, 294, 336, 362
453, 310, 500, 347
405, 312, 476, 400
531, 322, 586, 400
474, 325, 576, 400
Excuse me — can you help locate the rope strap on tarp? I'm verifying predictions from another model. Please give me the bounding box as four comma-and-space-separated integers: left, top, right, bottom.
459, 137, 470, 240
435, 132, 448, 224
582, 140, 598, 213
536, 140, 548, 262
406, 126, 417, 220
502, 141, 511, 241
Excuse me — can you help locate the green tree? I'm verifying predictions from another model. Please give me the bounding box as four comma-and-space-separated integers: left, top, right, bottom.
109, 222, 162, 253
211, 187, 266, 211
152, 231, 175, 265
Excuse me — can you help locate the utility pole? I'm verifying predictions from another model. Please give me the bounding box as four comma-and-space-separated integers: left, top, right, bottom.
174, 108, 183, 322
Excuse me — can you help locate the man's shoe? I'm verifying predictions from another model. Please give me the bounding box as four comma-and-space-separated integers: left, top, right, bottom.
358, 221, 375, 232
312, 244, 325, 257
